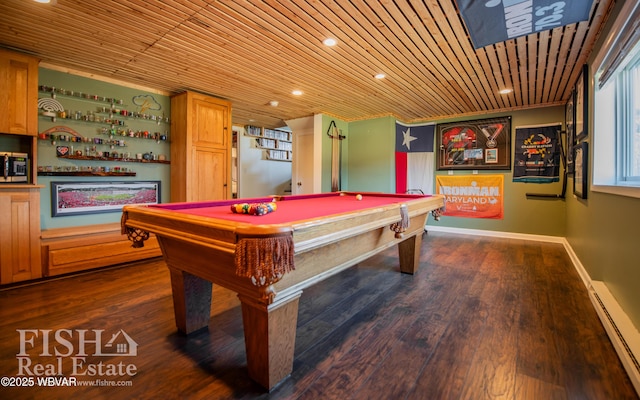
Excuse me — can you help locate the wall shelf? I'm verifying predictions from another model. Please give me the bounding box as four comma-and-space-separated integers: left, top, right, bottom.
265, 155, 291, 162
39, 86, 169, 124
38, 171, 136, 177
39, 113, 128, 127
57, 155, 170, 164
245, 125, 292, 162
39, 85, 126, 105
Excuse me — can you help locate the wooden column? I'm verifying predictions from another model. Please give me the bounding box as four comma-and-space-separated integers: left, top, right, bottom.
169, 268, 213, 334
238, 291, 302, 390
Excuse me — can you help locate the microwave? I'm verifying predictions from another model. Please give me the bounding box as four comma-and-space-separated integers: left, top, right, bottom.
1, 152, 29, 183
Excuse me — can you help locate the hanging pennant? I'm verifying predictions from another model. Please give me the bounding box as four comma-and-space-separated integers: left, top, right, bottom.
456, 0, 594, 48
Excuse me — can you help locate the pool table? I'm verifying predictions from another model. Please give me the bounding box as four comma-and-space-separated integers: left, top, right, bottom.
121, 191, 445, 390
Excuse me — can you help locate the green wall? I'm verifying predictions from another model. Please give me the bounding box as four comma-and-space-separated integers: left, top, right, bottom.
37, 68, 171, 229
342, 108, 567, 237
565, 0, 640, 329
343, 116, 396, 193
321, 115, 350, 193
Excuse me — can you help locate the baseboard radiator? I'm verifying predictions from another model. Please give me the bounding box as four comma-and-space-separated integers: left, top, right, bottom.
589, 281, 640, 395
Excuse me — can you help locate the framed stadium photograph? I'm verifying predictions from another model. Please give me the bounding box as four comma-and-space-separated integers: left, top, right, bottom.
436, 116, 511, 170
51, 181, 161, 217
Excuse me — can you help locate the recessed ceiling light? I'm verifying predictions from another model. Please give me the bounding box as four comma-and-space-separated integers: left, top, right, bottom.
269, 100, 279, 107
292, 90, 303, 96
34, 0, 56, 3
323, 38, 337, 47
375, 73, 386, 79
499, 88, 513, 94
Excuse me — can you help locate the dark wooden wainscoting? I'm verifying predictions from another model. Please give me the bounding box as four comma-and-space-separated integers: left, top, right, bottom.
0, 232, 637, 400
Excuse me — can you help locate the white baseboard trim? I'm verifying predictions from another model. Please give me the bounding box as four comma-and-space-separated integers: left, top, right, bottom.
425, 225, 566, 243
425, 225, 640, 396
559, 237, 592, 289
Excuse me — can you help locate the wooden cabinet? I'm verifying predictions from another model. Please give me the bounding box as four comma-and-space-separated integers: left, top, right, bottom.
0, 49, 39, 136
0, 186, 42, 284
171, 91, 232, 202
0, 50, 42, 284
41, 223, 161, 277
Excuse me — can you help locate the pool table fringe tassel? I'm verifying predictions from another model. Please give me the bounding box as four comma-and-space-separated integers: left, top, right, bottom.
236, 234, 295, 286
389, 204, 409, 239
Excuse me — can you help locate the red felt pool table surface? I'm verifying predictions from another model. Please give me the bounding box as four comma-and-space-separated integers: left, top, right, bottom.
148, 192, 431, 225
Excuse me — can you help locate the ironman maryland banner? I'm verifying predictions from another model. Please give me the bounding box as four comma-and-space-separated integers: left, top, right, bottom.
436, 175, 504, 219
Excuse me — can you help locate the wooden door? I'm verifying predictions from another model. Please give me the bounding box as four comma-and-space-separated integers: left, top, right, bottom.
0, 49, 38, 135
192, 95, 229, 149
287, 116, 317, 195
170, 91, 231, 202
0, 189, 42, 284
292, 132, 314, 194
191, 148, 228, 201
190, 93, 230, 200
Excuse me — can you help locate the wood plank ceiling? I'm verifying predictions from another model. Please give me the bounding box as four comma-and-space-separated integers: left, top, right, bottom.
0, 0, 614, 129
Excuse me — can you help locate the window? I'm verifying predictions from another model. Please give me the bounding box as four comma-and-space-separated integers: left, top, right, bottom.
592, 1, 640, 198
628, 61, 640, 180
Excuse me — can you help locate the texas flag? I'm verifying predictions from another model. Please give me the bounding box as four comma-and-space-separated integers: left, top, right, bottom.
395, 121, 435, 194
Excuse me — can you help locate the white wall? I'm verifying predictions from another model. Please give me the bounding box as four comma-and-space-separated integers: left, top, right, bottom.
235, 125, 292, 198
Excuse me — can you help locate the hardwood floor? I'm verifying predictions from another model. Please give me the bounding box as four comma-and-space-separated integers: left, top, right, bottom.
0, 232, 637, 400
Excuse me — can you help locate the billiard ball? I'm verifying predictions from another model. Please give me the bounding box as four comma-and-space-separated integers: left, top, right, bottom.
356, 194, 363, 200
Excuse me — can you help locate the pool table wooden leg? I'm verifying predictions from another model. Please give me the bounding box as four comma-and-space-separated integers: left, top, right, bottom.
238, 291, 302, 390
168, 268, 213, 334
398, 232, 423, 274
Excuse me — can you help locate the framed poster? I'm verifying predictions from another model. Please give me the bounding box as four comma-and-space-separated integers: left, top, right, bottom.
573, 142, 588, 199
575, 64, 588, 142
436, 116, 511, 170
513, 124, 562, 183
565, 90, 576, 174
51, 181, 161, 217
